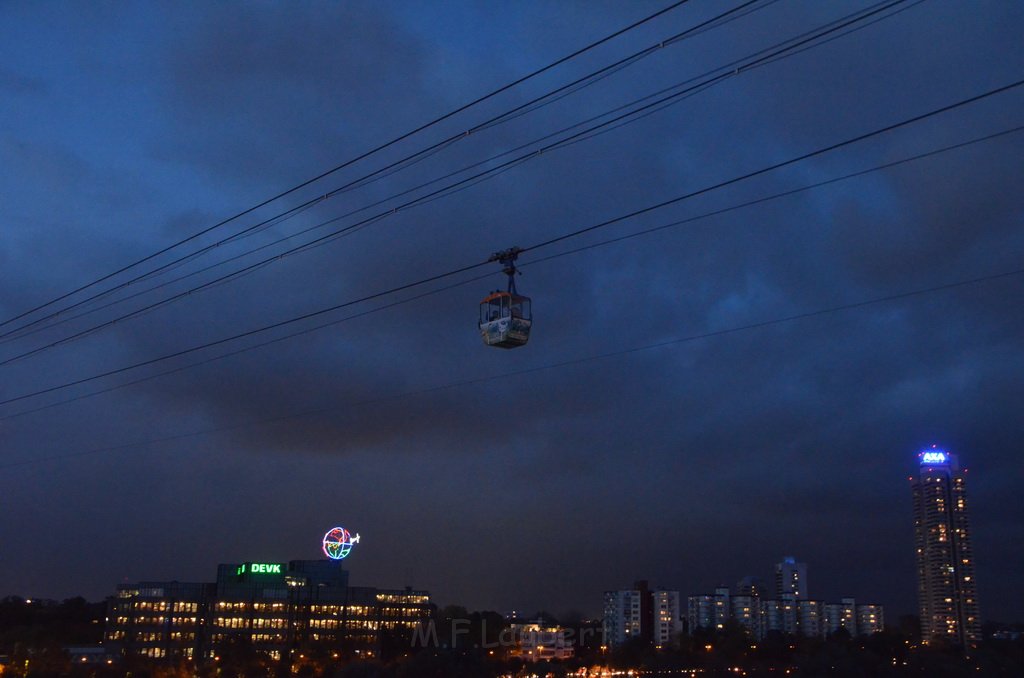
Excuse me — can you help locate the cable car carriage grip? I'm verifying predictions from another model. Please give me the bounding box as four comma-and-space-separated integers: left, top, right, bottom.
478, 246, 532, 349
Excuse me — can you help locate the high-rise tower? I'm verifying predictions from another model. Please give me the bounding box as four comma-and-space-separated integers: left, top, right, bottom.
911, 446, 980, 646
774, 556, 808, 599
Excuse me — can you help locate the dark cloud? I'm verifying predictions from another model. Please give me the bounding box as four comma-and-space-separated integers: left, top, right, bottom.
0, 0, 1022, 625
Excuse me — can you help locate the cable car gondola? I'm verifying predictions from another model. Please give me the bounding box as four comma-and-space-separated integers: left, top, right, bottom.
479, 247, 532, 349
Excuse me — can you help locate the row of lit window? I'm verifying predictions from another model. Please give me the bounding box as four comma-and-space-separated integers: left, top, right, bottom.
252, 602, 286, 611
376, 594, 429, 604
133, 602, 168, 612
133, 616, 166, 625
309, 604, 373, 614
216, 602, 248, 611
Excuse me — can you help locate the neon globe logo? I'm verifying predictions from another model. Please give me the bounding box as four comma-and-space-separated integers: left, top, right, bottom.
322, 526, 361, 560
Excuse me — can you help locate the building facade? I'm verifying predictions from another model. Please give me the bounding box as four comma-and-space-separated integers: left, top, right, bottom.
911, 447, 981, 646
687, 559, 883, 641
686, 595, 714, 635
105, 560, 430, 662
509, 621, 575, 662
604, 581, 681, 647
603, 588, 643, 647
652, 590, 683, 647
775, 557, 808, 600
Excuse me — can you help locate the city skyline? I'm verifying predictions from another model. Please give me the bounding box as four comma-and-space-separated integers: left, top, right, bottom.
8, 455, 976, 627
1, 0, 1023, 630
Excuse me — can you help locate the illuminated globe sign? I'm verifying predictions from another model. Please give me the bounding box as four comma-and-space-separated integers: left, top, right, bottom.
322, 526, 360, 560
921, 450, 948, 464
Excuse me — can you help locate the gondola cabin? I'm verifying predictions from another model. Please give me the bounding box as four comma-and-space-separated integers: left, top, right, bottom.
479, 291, 531, 348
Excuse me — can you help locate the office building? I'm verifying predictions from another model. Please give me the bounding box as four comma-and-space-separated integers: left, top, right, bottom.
911, 446, 981, 646
105, 559, 430, 661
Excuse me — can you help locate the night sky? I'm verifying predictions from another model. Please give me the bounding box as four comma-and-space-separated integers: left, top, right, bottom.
1, 1, 1022, 623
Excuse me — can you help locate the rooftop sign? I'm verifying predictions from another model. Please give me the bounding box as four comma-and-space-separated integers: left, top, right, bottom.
322, 526, 360, 560
236, 562, 284, 575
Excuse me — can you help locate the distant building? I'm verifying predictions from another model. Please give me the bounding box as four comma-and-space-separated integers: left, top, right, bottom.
604, 581, 680, 647
712, 587, 731, 630
735, 576, 765, 598
603, 588, 643, 647
652, 590, 683, 647
775, 557, 808, 600
686, 595, 714, 634
730, 595, 759, 635
510, 620, 574, 662
911, 447, 981, 646
104, 560, 429, 662
758, 599, 782, 637
688, 558, 883, 640
823, 598, 857, 636
856, 602, 885, 635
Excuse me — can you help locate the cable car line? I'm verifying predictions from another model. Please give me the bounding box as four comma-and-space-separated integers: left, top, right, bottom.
554, 0, 931, 154
3, 261, 1021, 471
3, 122, 1018, 422
0, 0, 914, 363
0, 0, 729, 336
0, 79, 1019, 408
0, 0, 695, 331
520, 77, 1024, 256
0, 0, 772, 347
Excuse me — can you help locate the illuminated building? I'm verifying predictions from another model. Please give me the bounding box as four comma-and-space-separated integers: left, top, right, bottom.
730, 576, 763, 635
911, 447, 981, 646
754, 594, 799, 638
855, 603, 884, 635
603, 581, 680, 647
796, 600, 823, 637
603, 588, 642, 647
730, 595, 759, 635
735, 575, 765, 598
689, 559, 884, 640
653, 590, 682, 647
509, 620, 575, 662
775, 557, 808, 599
686, 595, 714, 634
712, 587, 731, 629
823, 598, 856, 636
822, 598, 884, 637
104, 560, 430, 661
758, 599, 783, 637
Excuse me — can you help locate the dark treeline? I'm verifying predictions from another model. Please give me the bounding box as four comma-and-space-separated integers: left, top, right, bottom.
0, 596, 105, 650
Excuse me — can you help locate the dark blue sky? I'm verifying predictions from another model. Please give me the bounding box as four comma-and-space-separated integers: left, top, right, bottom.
1, 1, 1022, 622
